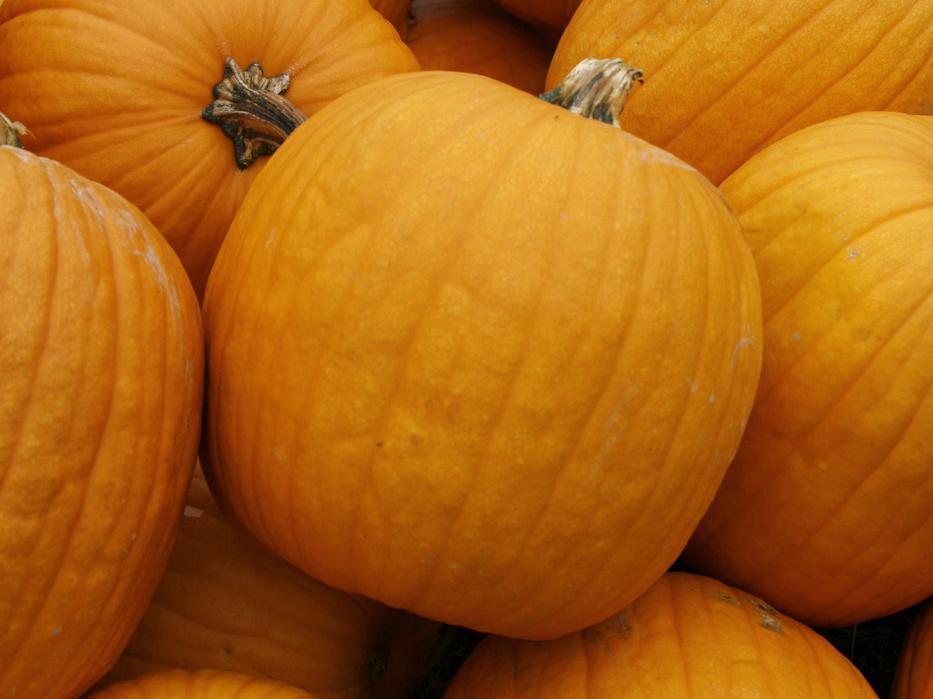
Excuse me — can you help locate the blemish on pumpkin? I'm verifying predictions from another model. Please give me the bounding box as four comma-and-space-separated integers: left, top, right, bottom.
713, 590, 741, 606
410, 434, 423, 446
730, 337, 755, 366
745, 598, 783, 633
611, 612, 632, 634
51, 627, 62, 637
223, 645, 233, 657
848, 245, 861, 260
708, 393, 716, 404
376, 441, 384, 448
791, 330, 802, 343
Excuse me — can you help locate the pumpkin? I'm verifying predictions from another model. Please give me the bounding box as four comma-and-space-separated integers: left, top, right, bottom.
493, 0, 581, 36
373, 0, 413, 37
89, 669, 316, 699
202, 59, 762, 640
893, 601, 933, 699
685, 112, 933, 626
102, 468, 438, 698
408, 0, 553, 94
0, 0, 419, 296
549, 0, 933, 184
444, 573, 877, 698
0, 145, 202, 697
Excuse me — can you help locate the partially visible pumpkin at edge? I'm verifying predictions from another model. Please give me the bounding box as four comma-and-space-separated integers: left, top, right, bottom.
0, 144, 203, 697
0, 0, 419, 296
549, 0, 933, 183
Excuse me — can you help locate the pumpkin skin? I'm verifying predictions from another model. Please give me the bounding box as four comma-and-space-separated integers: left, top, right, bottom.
894, 602, 933, 699
373, 0, 412, 37
0, 147, 203, 697
103, 469, 438, 698
444, 573, 877, 698
494, 0, 581, 35
686, 113, 933, 626
89, 670, 317, 699
549, 0, 933, 184
202, 69, 763, 640
0, 0, 419, 296
408, 0, 553, 94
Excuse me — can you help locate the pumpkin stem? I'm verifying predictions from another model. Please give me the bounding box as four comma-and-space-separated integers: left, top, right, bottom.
0, 111, 29, 148
202, 58, 307, 170
539, 58, 643, 127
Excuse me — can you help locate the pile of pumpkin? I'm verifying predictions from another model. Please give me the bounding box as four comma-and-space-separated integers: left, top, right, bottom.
1, 0, 931, 697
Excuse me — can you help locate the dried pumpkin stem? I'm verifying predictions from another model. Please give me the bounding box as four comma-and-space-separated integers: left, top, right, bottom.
540, 58, 644, 127
0, 111, 29, 148
203, 58, 308, 170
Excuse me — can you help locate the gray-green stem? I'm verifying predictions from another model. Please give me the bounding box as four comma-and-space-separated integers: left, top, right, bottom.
540, 58, 644, 127
0, 111, 28, 148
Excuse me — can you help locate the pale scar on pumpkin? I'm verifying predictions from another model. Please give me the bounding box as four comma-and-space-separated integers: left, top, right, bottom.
747, 598, 784, 633
712, 591, 784, 632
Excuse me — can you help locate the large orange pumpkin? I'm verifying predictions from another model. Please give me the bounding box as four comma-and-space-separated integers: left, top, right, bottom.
494, 0, 581, 36
444, 573, 877, 698
89, 670, 316, 699
0, 146, 203, 697
686, 112, 933, 626
549, 0, 933, 184
103, 470, 438, 698
203, 60, 762, 640
0, 0, 418, 295
894, 602, 933, 699
408, 0, 553, 94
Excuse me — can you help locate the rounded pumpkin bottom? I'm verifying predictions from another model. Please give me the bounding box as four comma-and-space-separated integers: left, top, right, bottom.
88, 670, 317, 699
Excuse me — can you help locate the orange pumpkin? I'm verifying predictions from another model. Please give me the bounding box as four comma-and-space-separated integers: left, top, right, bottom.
549, 0, 933, 184
89, 670, 316, 699
203, 60, 762, 640
893, 602, 933, 699
686, 112, 933, 626
103, 469, 438, 698
373, 0, 413, 37
408, 0, 553, 94
0, 0, 419, 296
0, 146, 203, 697
444, 573, 877, 698
494, 0, 581, 36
